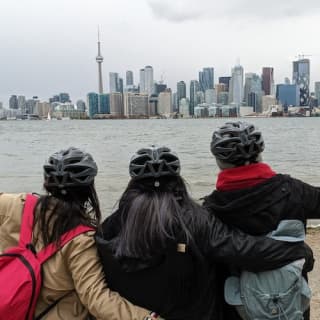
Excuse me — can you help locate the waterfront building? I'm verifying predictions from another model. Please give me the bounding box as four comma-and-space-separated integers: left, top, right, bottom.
229, 64, 244, 107
276, 84, 299, 107
219, 77, 231, 91
199, 67, 214, 92
99, 93, 110, 114
9, 95, 18, 109
262, 95, 277, 113
109, 72, 120, 93
194, 104, 209, 118
205, 89, 216, 104
35, 102, 51, 118
292, 58, 310, 106
25, 99, 37, 114
109, 92, 124, 116
172, 92, 178, 113
87, 92, 99, 118
158, 89, 172, 116
190, 80, 200, 116
123, 93, 149, 117
96, 29, 104, 94
76, 100, 86, 112
126, 71, 134, 86
18, 96, 26, 114
177, 81, 186, 112
315, 82, 320, 103
59, 93, 70, 103
262, 67, 274, 95
179, 98, 190, 118
149, 94, 158, 116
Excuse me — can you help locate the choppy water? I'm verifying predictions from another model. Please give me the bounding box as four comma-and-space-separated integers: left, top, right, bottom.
1, 118, 320, 224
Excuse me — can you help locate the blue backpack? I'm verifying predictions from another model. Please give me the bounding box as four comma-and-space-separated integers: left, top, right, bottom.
224, 220, 311, 320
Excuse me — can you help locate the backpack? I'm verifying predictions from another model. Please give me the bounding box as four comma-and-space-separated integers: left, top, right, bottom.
0, 194, 94, 320
224, 220, 312, 320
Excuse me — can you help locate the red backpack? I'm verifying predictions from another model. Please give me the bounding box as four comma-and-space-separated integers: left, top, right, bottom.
0, 194, 94, 320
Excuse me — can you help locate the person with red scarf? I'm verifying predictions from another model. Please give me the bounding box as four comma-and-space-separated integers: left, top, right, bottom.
203, 121, 320, 320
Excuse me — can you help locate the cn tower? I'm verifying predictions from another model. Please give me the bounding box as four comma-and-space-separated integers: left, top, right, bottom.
96, 27, 104, 94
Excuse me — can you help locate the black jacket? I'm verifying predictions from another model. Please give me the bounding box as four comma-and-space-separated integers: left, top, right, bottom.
96, 202, 312, 320
203, 173, 319, 319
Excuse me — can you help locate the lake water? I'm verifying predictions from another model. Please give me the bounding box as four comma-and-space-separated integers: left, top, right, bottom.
1, 117, 320, 225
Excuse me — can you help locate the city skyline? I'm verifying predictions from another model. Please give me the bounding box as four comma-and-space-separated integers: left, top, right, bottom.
0, 0, 320, 105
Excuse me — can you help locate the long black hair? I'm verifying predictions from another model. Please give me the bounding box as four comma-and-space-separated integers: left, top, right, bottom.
110, 175, 208, 259
33, 182, 101, 247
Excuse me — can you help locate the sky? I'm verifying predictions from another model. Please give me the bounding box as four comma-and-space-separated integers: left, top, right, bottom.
0, 0, 320, 106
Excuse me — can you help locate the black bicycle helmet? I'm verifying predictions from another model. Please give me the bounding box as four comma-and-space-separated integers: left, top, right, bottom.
43, 147, 97, 189
210, 121, 264, 165
129, 145, 180, 180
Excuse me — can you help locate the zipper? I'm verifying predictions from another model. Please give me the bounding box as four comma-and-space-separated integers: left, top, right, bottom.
1, 253, 37, 320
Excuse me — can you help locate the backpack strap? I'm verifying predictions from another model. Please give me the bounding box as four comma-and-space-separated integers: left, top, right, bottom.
19, 193, 39, 247
36, 225, 95, 264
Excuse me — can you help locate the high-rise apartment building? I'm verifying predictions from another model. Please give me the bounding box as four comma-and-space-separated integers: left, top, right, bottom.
109, 72, 119, 93
199, 68, 214, 92
109, 92, 124, 116
262, 67, 274, 95
205, 89, 216, 104
158, 89, 172, 115
229, 65, 244, 107
139, 69, 145, 93
59, 93, 70, 103
292, 58, 310, 106
9, 95, 18, 109
190, 80, 200, 116
18, 96, 26, 113
123, 93, 149, 117
76, 100, 86, 112
177, 81, 186, 112
244, 73, 262, 112
144, 66, 154, 95
87, 92, 99, 118
126, 71, 134, 86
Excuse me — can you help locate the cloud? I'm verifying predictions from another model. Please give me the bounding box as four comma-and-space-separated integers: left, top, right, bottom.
147, 0, 320, 22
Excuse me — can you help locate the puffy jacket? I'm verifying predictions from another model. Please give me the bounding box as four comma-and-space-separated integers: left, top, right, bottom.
203, 173, 320, 320
0, 193, 151, 320
96, 204, 313, 320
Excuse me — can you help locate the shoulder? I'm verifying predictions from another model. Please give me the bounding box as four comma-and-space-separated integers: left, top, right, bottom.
0, 193, 27, 217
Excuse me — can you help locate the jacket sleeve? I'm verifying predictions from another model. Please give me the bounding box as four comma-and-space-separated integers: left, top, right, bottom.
293, 178, 320, 219
63, 231, 151, 320
201, 214, 312, 273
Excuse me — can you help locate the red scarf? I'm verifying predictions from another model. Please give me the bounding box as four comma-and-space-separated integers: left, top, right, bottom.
216, 163, 276, 191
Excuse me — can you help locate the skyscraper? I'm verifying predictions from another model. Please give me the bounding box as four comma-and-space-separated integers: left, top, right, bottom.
177, 81, 186, 112
139, 69, 145, 93
109, 72, 119, 93
190, 80, 200, 116
315, 82, 320, 103
292, 58, 310, 106
18, 96, 26, 113
99, 94, 110, 114
126, 71, 134, 86
199, 68, 214, 92
158, 89, 172, 115
219, 77, 231, 91
276, 84, 299, 106
244, 73, 262, 112
144, 66, 154, 95
229, 64, 244, 107
96, 29, 104, 94
262, 67, 274, 95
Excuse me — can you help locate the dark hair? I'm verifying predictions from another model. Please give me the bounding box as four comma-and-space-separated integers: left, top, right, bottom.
111, 175, 208, 259
33, 183, 101, 247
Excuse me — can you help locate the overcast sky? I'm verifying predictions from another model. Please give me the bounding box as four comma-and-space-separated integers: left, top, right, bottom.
0, 0, 319, 105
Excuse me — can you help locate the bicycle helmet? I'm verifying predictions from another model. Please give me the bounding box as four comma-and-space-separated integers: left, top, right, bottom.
210, 121, 264, 165
129, 145, 180, 180
43, 147, 97, 189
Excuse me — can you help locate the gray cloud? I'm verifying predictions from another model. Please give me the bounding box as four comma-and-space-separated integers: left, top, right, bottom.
147, 0, 320, 22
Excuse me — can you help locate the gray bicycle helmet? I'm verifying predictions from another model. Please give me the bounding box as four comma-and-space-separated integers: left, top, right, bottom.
129, 145, 180, 180
43, 147, 97, 189
211, 121, 264, 165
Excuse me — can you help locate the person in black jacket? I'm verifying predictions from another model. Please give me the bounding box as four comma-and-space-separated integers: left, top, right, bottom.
203, 121, 319, 320
96, 145, 313, 320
